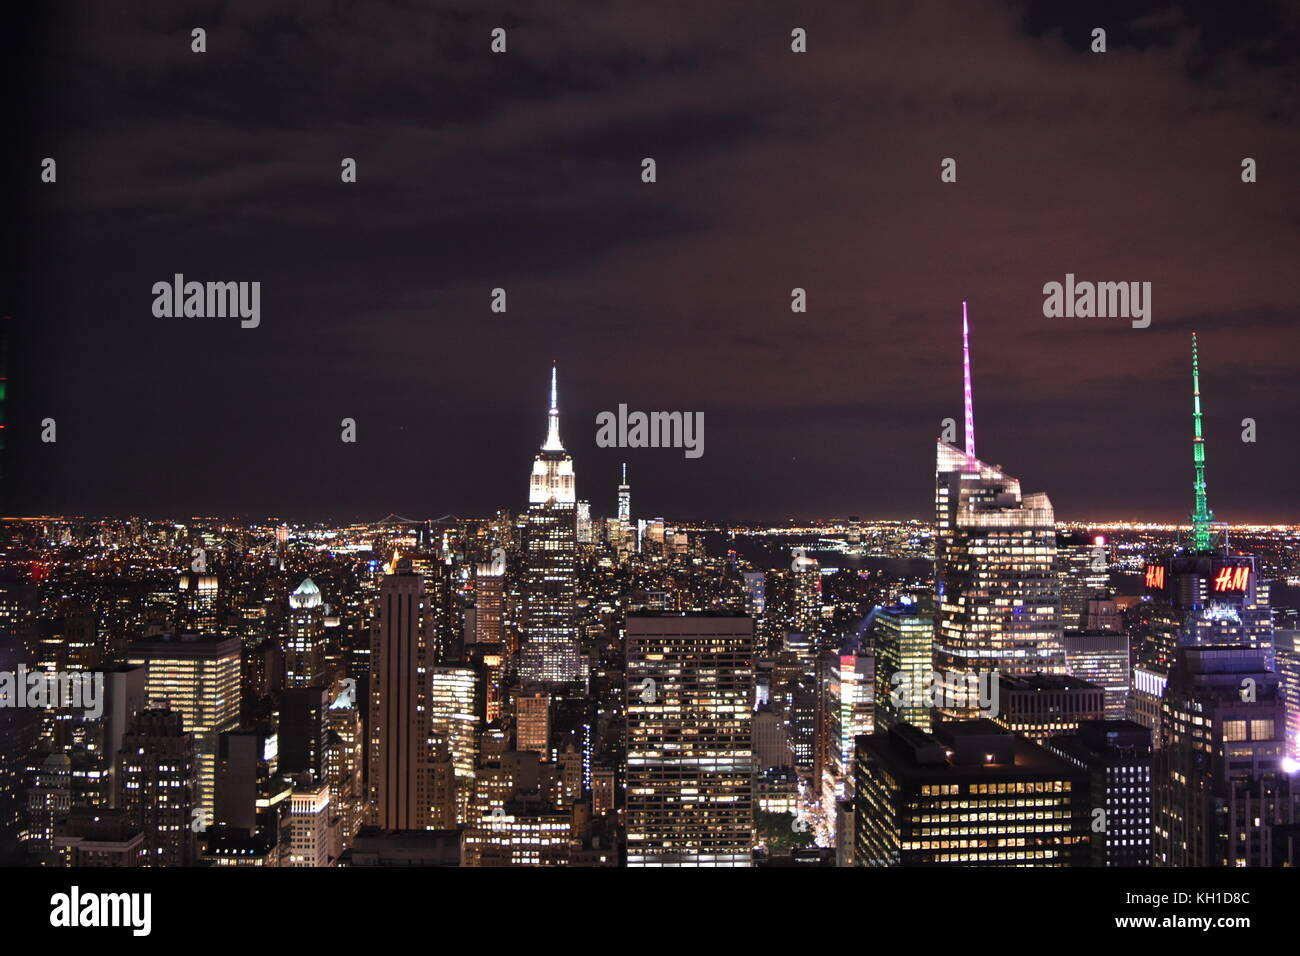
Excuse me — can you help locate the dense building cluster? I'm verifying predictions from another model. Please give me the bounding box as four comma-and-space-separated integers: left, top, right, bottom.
1, 332, 1298, 868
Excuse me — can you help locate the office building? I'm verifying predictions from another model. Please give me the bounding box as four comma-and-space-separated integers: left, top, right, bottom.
933, 305, 1064, 717
127, 633, 241, 822
625, 613, 755, 866
1046, 720, 1153, 867
855, 720, 1089, 866
368, 557, 434, 830
118, 708, 197, 868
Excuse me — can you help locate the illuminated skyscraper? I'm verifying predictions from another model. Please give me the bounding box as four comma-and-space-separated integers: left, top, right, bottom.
1188, 332, 1214, 551
791, 553, 821, 638
625, 613, 754, 867
118, 707, 197, 868
818, 645, 874, 811
1056, 532, 1110, 630
1062, 632, 1131, 719
873, 599, 934, 733
1139, 336, 1275, 664
1154, 646, 1299, 866
325, 682, 364, 853
287, 781, 333, 867
127, 633, 241, 823
368, 557, 434, 830
473, 562, 504, 647
286, 577, 326, 689
516, 693, 550, 756
934, 303, 1063, 717
617, 462, 631, 524
177, 572, 220, 633
991, 674, 1106, 744
1278, 630, 1300, 759
855, 720, 1089, 867
24, 753, 71, 863
1045, 720, 1153, 867
429, 664, 482, 824
520, 365, 584, 687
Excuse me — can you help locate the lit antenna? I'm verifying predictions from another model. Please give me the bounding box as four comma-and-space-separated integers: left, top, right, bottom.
542, 362, 564, 452
962, 301, 976, 461
1190, 333, 1214, 550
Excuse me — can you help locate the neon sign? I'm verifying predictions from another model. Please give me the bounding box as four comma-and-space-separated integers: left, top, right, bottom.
1144, 565, 1165, 590
1213, 566, 1250, 593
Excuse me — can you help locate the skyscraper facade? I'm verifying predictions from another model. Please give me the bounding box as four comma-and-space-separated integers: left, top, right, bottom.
126, 633, 241, 823
286, 577, 326, 689
855, 720, 1089, 867
1046, 720, 1153, 867
1154, 646, 1298, 867
873, 599, 934, 733
520, 366, 584, 687
625, 613, 755, 867
429, 663, 482, 824
368, 557, 434, 830
118, 707, 197, 868
933, 305, 1063, 717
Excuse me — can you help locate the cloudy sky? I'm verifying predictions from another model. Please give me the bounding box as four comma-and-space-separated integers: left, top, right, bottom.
8, 0, 1300, 523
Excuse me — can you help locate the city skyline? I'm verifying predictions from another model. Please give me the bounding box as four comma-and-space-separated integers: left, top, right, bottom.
4, 1, 1300, 913
5, 320, 1292, 531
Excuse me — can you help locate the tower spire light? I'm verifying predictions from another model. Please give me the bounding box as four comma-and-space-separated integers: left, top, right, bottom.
1190, 332, 1214, 551
962, 301, 976, 462
542, 362, 564, 451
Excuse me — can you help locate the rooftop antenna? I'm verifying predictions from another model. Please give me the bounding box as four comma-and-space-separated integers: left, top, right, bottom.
1189, 332, 1214, 551
962, 301, 976, 462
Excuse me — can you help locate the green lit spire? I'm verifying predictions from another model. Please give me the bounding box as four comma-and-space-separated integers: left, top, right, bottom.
1190, 332, 1214, 551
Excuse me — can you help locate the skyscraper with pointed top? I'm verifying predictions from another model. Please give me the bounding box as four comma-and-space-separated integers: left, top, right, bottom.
1189, 332, 1215, 552
286, 577, 326, 689
933, 303, 1064, 717
520, 365, 585, 687
617, 462, 631, 524
1140, 335, 1275, 663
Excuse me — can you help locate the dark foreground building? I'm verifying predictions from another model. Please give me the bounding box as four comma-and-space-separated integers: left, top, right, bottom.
855, 720, 1089, 866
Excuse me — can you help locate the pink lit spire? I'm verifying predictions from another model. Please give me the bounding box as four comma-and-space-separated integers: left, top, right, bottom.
962, 301, 976, 461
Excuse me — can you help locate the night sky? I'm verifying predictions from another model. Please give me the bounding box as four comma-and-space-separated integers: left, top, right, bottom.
6, 1, 1299, 523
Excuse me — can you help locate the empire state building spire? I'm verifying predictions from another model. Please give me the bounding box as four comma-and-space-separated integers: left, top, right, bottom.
542, 362, 564, 452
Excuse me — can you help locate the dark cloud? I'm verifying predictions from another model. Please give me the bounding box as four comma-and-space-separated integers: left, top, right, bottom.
6, 0, 1299, 523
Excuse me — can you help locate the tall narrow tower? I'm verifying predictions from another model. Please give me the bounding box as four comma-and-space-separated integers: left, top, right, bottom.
368, 557, 435, 830
962, 300, 976, 462
934, 304, 1064, 713
286, 577, 326, 689
1189, 333, 1215, 552
617, 462, 631, 524
521, 364, 584, 687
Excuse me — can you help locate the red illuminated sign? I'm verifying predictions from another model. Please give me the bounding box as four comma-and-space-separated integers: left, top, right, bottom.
1213, 566, 1250, 592
1144, 565, 1165, 590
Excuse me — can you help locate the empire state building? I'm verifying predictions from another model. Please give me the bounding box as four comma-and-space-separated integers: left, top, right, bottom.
519, 364, 586, 687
